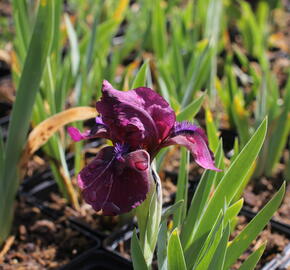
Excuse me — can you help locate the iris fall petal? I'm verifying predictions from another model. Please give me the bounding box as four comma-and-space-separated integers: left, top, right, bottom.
78, 146, 151, 215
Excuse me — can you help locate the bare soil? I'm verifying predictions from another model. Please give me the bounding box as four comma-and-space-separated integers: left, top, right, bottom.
0, 198, 97, 270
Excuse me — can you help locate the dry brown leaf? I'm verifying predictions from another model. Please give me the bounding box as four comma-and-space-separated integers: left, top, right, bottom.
269, 32, 290, 53
20, 106, 97, 176
0, 235, 15, 262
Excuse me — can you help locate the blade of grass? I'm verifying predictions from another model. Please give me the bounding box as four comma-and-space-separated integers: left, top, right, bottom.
157, 220, 169, 270
231, 94, 251, 147
181, 141, 224, 244
205, 107, 219, 153
152, 0, 167, 59
176, 93, 205, 121
183, 118, 267, 267
65, 13, 80, 77
0, 0, 55, 245
207, 224, 230, 270
285, 139, 290, 182
85, 2, 101, 73
172, 37, 185, 88
5, 0, 54, 178
191, 211, 224, 270
12, 0, 30, 53
265, 111, 290, 176
158, 64, 178, 102
204, 0, 223, 99
223, 199, 244, 229
0, 128, 4, 180
224, 183, 285, 269
181, 43, 211, 107
173, 148, 189, 228
238, 243, 266, 270
162, 200, 184, 223
131, 229, 148, 270
132, 60, 149, 89
168, 229, 187, 270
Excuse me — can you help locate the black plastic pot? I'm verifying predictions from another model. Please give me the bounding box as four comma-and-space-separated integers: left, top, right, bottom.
21, 183, 102, 246
59, 248, 133, 270
0, 101, 11, 139
219, 128, 237, 157
21, 172, 110, 240
0, 60, 10, 77
103, 222, 135, 252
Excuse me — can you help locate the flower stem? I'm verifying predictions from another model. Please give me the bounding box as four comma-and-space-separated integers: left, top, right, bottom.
136, 165, 162, 268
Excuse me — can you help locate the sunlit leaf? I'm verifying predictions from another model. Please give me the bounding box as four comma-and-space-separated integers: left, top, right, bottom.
131, 229, 148, 270
168, 229, 187, 270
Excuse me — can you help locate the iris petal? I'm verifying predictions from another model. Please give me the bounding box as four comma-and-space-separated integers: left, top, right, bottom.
78, 147, 151, 215
133, 87, 176, 142
163, 124, 221, 171
67, 122, 109, 142
96, 80, 175, 151
67, 126, 91, 142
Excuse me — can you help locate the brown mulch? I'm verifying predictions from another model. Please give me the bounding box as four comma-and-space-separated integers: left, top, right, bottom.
46, 192, 126, 234
0, 198, 96, 270
244, 176, 290, 226
231, 216, 290, 269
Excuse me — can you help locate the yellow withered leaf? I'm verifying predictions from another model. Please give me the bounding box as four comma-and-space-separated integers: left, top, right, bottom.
20, 107, 97, 175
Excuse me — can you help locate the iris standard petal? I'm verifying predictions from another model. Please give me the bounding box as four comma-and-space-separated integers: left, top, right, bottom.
96, 80, 175, 151
133, 87, 176, 142
78, 146, 151, 215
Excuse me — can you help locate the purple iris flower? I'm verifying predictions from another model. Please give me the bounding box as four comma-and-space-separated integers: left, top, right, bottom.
68, 80, 220, 215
